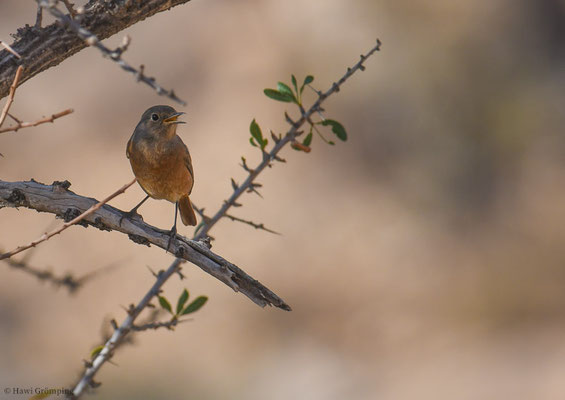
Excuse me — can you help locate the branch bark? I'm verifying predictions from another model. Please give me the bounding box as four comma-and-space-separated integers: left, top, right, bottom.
0, 0, 193, 100
0, 179, 290, 311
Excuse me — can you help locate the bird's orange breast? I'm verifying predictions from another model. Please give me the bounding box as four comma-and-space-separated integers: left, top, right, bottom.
128, 136, 193, 203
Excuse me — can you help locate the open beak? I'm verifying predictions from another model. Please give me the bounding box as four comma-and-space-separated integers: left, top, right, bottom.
163, 111, 186, 124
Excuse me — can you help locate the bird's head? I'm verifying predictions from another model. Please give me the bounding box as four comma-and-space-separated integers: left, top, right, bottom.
136, 105, 186, 139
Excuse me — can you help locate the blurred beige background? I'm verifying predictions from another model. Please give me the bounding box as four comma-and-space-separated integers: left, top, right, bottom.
2, 0, 565, 399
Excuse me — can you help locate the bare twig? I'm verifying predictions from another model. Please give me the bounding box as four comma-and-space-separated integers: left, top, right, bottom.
0, 66, 23, 128
224, 213, 280, 235
60, 0, 77, 18
0, 178, 136, 260
195, 39, 382, 240
38, 0, 186, 105
0, 41, 21, 59
131, 318, 189, 331
0, 108, 74, 134
2, 257, 82, 293
35, 3, 43, 29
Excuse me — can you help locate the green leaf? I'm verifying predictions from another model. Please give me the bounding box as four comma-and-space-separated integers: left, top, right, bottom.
249, 119, 268, 150
158, 296, 173, 314
291, 75, 298, 95
90, 345, 104, 359
277, 81, 295, 99
181, 296, 208, 315
176, 289, 189, 315
264, 88, 293, 103
300, 75, 314, 94
303, 132, 313, 147
321, 119, 347, 141
250, 118, 263, 142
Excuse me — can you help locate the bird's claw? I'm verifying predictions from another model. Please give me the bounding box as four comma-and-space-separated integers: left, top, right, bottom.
119, 209, 143, 227
166, 227, 177, 253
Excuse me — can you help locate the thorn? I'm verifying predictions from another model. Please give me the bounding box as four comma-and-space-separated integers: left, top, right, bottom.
240, 157, 253, 173
146, 265, 158, 277
284, 112, 295, 126
176, 268, 186, 280
89, 380, 102, 388
230, 178, 238, 191
270, 130, 281, 143
247, 186, 263, 199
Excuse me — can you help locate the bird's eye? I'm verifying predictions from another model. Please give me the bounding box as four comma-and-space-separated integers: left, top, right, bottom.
151, 113, 159, 121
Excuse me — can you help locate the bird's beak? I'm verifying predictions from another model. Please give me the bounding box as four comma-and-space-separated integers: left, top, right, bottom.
164, 112, 186, 124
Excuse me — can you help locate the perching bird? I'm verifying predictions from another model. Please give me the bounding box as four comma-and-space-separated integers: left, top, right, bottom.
125, 105, 196, 249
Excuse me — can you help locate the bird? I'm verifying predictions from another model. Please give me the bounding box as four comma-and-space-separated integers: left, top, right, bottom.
124, 105, 197, 250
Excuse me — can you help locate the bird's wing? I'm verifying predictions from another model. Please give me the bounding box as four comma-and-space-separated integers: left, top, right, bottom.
182, 141, 194, 193
126, 136, 133, 159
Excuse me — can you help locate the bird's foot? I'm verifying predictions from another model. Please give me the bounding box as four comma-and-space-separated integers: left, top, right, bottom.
119, 209, 143, 227
166, 226, 177, 253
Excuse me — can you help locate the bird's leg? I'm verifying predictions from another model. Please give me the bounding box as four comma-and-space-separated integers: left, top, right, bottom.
167, 202, 179, 252
120, 195, 150, 226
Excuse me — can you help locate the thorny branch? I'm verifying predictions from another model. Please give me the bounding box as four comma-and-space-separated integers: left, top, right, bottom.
72, 258, 184, 396
193, 204, 280, 236
38, 0, 186, 105
224, 213, 281, 235
195, 39, 382, 241
2, 256, 82, 293
0, 0, 193, 100
1, 255, 123, 294
131, 318, 188, 332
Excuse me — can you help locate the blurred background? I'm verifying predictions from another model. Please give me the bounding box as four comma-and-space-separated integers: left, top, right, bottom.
1, 0, 565, 399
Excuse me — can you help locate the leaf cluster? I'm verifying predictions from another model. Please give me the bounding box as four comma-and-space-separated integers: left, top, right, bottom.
159, 288, 208, 317
250, 75, 348, 153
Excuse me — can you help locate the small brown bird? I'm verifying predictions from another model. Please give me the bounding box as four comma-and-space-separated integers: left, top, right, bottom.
125, 105, 197, 248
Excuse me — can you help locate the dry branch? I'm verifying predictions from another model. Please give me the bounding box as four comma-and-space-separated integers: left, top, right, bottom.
38, 0, 186, 105
0, 178, 136, 260
0, 66, 23, 128
0, 108, 74, 134
0, 0, 193, 100
2, 257, 82, 292
72, 257, 183, 396
0, 179, 290, 311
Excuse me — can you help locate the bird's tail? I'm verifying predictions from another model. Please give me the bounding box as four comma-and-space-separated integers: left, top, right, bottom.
179, 195, 197, 226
